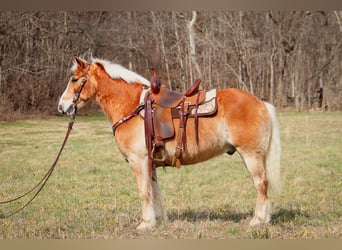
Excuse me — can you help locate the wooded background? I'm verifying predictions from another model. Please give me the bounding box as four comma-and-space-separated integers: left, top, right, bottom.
1, 11, 341, 120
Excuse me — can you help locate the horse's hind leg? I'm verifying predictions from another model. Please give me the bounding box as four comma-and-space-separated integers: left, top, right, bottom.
241, 153, 271, 226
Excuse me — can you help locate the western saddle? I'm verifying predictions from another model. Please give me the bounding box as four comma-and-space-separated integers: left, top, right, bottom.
143, 69, 217, 172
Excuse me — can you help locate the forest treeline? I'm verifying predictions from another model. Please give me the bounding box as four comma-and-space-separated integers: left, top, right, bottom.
1, 11, 342, 120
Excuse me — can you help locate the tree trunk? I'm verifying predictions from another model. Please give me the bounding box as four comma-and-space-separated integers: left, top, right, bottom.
172, 11, 186, 91
188, 11, 201, 82
334, 11, 342, 32
151, 12, 171, 89
127, 12, 134, 70
270, 48, 276, 104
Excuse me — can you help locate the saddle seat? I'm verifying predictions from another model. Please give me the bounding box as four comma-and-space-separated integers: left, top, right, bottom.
153, 78, 202, 108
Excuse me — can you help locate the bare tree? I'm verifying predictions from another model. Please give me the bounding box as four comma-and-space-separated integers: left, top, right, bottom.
1, 11, 342, 119
187, 11, 201, 83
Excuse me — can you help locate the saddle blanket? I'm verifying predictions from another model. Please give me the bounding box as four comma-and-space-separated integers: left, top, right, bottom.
139, 88, 217, 118
170, 89, 217, 118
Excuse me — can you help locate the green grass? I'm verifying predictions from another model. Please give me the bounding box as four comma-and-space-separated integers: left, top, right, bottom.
0, 111, 341, 239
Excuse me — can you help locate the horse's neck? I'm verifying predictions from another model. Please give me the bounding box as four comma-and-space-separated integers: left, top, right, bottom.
96, 78, 143, 125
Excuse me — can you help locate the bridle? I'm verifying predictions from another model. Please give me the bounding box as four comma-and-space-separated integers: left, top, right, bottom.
70, 64, 90, 120
0, 64, 90, 218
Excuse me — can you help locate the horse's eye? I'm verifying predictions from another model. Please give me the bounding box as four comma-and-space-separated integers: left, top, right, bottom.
71, 78, 78, 83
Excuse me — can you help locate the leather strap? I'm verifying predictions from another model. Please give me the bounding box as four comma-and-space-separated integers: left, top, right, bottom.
0, 63, 92, 218
174, 98, 189, 167
0, 120, 74, 218
112, 104, 144, 135
144, 92, 155, 177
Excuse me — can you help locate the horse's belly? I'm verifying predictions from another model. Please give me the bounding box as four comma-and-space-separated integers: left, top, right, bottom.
182, 137, 232, 164
162, 127, 232, 166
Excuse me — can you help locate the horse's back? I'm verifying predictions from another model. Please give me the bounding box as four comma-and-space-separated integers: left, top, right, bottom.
217, 88, 267, 114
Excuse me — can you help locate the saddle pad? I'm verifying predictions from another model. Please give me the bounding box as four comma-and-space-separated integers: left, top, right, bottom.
204, 89, 216, 102
140, 87, 150, 105
171, 97, 217, 118
171, 89, 217, 118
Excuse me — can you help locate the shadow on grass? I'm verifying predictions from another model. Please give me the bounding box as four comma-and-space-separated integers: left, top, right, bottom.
168, 207, 310, 224
271, 208, 310, 225
168, 206, 252, 223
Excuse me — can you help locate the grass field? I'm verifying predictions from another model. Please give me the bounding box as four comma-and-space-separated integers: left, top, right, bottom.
0, 111, 341, 239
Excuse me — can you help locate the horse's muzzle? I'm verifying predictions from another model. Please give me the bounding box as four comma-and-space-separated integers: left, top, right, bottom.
58, 101, 74, 115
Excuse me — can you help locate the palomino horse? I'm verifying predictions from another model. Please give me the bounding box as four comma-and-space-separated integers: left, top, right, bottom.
58, 57, 281, 230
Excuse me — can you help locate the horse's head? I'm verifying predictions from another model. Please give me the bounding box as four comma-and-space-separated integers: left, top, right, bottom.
58, 57, 96, 115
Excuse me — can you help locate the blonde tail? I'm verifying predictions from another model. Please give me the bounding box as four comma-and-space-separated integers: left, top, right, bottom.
264, 102, 282, 196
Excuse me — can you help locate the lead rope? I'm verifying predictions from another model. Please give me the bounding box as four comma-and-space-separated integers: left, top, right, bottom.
0, 117, 75, 218
0, 67, 89, 218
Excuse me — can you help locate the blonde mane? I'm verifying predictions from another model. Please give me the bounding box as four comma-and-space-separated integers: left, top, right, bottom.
91, 57, 150, 86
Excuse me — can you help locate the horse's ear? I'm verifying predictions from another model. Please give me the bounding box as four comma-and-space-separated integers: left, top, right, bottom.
74, 57, 87, 69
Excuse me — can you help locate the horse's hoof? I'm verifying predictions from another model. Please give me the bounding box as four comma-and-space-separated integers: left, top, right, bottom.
249, 216, 270, 226
136, 221, 155, 231
250, 217, 261, 226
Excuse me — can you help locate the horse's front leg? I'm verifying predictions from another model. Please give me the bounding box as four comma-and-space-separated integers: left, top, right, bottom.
151, 167, 168, 224
129, 156, 165, 230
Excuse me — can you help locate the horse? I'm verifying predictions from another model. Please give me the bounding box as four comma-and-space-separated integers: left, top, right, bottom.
58, 57, 281, 230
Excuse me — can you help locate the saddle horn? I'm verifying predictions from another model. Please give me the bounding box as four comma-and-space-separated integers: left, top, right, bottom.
150, 68, 161, 94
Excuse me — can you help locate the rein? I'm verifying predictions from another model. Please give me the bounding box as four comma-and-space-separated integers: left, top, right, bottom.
0, 119, 74, 218
0, 67, 89, 218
